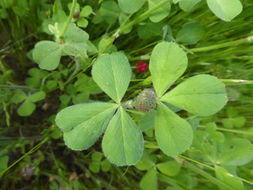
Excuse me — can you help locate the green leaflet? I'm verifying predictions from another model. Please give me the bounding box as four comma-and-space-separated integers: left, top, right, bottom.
139, 110, 156, 132
55, 102, 117, 132
15, 91, 46, 117
117, 0, 146, 14
32, 41, 62, 71
63, 106, 116, 151
215, 166, 244, 190
137, 22, 164, 40
155, 103, 193, 157
218, 138, 253, 166
92, 52, 131, 103
150, 42, 188, 97
77, 18, 88, 28
102, 108, 144, 166
161, 74, 227, 116
28, 91, 46, 102
96, 1, 120, 24
64, 23, 89, 43
80, 6, 93, 18
148, 0, 171, 23
11, 90, 26, 104
140, 167, 158, 190
33, 24, 95, 71
62, 43, 88, 58
135, 151, 155, 171
179, 0, 201, 12
176, 21, 204, 45
17, 100, 36, 117
156, 160, 181, 176
207, 0, 243, 22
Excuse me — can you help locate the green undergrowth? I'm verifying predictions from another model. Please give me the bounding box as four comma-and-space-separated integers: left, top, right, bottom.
0, 0, 253, 189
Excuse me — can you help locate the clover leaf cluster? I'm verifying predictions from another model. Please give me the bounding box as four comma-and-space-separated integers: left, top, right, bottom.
55, 41, 227, 166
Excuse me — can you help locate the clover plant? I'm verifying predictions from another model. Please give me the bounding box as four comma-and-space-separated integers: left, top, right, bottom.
55, 41, 227, 166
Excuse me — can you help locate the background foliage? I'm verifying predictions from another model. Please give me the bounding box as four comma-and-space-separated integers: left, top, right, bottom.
1, 0, 253, 189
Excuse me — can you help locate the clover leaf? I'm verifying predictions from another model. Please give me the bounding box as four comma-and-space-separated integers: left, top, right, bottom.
55, 42, 227, 166
207, 0, 243, 22
56, 52, 144, 166
11, 90, 46, 117
150, 41, 227, 157
33, 23, 96, 71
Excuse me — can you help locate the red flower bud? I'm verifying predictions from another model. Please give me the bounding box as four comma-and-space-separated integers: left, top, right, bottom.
136, 61, 148, 73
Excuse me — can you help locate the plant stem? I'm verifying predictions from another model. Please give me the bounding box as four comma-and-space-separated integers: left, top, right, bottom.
63, 59, 80, 86
59, 0, 77, 38
3, 103, 10, 127
220, 79, 253, 85
216, 127, 253, 136
191, 36, 253, 53
115, 0, 172, 36
0, 137, 48, 177
183, 161, 234, 190
0, 85, 37, 91
130, 35, 253, 60
179, 155, 213, 170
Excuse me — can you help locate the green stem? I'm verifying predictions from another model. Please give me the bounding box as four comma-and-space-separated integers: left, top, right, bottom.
3, 103, 10, 127
220, 79, 253, 85
216, 127, 253, 136
184, 161, 234, 190
115, 0, 172, 36
0, 137, 48, 177
63, 59, 80, 86
191, 36, 253, 53
0, 85, 37, 91
179, 155, 213, 170
59, 0, 77, 38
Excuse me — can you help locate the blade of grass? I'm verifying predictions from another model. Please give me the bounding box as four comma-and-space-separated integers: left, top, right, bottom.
0, 137, 48, 177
